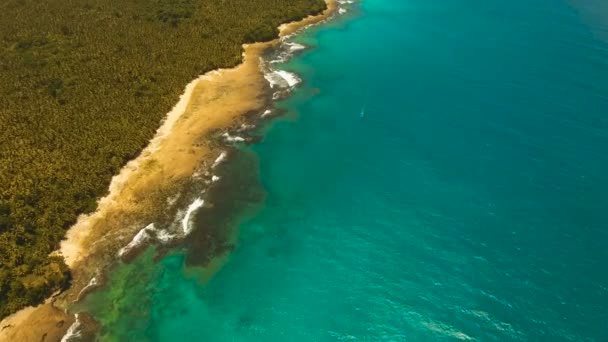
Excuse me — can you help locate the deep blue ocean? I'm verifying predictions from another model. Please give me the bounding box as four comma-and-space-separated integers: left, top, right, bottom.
79, 0, 608, 340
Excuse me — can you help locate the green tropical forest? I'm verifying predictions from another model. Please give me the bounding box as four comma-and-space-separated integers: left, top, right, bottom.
0, 0, 325, 318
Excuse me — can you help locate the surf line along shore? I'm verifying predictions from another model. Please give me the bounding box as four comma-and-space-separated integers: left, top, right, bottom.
0, 1, 338, 341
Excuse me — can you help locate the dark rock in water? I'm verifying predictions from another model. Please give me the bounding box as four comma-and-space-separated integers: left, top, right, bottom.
237, 312, 256, 330
184, 148, 266, 267
246, 135, 264, 145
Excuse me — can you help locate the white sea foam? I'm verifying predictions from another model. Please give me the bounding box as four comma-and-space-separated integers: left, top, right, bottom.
75, 276, 99, 301
222, 132, 246, 143
275, 70, 301, 87
285, 42, 306, 52
212, 175, 221, 182
155, 229, 176, 243
84, 276, 98, 289
60, 314, 82, 342
166, 193, 180, 206
264, 70, 301, 88
191, 169, 203, 179
117, 223, 154, 257
337, 0, 354, 16
263, 72, 281, 88
421, 321, 473, 341
262, 109, 273, 118
212, 151, 227, 168
182, 198, 205, 235
120, 222, 176, 246
465, 309, 517, 335
268, 57, 285, 64
238, 123, 255, 132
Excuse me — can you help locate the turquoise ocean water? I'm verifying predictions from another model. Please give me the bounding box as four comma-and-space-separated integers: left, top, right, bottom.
79, 0, 608, 340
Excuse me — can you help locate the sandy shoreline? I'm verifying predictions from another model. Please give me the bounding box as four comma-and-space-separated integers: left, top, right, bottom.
0, 1, 337, 340
0, 303, 74, 342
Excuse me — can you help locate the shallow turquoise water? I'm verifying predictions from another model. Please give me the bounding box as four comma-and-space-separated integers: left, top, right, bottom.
82, 0, 608, 340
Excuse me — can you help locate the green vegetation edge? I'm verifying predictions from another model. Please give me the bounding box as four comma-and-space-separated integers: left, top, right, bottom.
0, 0, 326, 318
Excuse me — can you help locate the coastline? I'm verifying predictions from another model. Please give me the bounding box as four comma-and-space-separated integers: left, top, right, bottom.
0, 1, 338, 340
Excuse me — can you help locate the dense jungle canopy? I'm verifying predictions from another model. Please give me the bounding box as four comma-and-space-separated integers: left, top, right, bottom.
0, 0, 325, 318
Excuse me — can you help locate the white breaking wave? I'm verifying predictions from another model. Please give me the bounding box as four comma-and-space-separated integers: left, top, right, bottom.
60, 314, 82, 342
285, 42, 306, 52
116, 220, 184, 259
182, 198, 205, 235
155, 229, 176, 243
264, 71, 282, 88
212, 175, 221, 182
117, 223, 155, 258
222, 132, 246, 143
336, 1, 354, 16
238, 123, 255, 132
212, 151, 228, 168
75, 276, 99, 301
84, 276, 98, 289
275, 70, 301, 87
262, 109, 273, 118
264, 70, 301, 88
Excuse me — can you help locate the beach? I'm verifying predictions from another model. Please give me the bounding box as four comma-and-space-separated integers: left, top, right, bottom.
5, 0, 606, 339
0, 1, 336, 340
